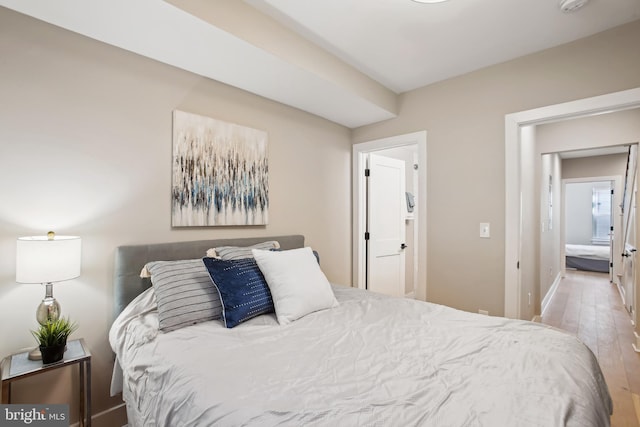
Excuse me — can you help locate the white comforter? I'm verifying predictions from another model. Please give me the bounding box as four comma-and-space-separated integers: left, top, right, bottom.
110, 285, 612, 427
565, 244, 610, 260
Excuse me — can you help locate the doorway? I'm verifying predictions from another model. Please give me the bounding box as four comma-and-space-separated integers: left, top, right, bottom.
504, 87, 640, 320
563, 179, 616, 280
353, 131, 427, 300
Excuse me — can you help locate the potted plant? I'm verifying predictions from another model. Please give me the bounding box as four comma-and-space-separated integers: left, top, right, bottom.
31, 317, 78, 364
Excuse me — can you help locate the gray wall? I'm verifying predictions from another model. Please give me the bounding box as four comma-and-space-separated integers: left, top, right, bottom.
562, 153, 630, 180
0, 7, 352, 425
353, 20, 640, 316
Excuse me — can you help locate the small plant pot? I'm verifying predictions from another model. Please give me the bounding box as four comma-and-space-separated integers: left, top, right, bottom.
40, 342, 66, 364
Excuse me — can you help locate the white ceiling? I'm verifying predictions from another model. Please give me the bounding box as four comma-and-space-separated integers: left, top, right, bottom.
1, 0, 639, 128
247, 0, 640, 93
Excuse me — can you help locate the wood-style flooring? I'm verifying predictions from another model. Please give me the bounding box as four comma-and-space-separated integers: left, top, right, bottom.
541, 270, 640, 427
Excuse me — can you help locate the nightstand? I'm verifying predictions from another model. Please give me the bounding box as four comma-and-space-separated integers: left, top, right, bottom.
1, 338, 92, 427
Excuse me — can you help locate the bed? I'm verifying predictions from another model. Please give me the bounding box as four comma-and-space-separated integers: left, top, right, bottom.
109, 235, 613, 426
565, 243, 611, 273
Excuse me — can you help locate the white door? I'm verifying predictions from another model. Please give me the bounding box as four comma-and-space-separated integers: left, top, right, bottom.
622, 188, 636, 315
622, 244, 636, 315
367, 153, 406, 297
621, 146, 637, 316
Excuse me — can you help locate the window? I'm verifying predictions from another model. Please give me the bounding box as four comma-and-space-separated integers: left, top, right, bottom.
592, 184, 612, 245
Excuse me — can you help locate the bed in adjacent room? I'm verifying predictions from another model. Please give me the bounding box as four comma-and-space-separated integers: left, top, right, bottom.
109, 235, 612, 427
565, 243, 611, 273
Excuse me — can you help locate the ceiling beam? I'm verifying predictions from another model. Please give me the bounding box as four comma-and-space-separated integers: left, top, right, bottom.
0, 0, 398, 128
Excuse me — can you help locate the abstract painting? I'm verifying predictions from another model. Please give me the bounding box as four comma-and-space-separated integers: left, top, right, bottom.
172, 110, 268, 226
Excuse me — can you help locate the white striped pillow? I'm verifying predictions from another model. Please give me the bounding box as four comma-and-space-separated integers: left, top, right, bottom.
205, 240, 280, 260
145, 259, 222, 332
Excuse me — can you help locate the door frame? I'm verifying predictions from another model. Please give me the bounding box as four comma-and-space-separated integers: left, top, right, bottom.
353, 131, 427, 299
560, 176, 622, 282
505, 87, 640, 319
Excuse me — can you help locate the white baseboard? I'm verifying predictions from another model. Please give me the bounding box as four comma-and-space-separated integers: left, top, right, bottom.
633, 331, 640, 353
405, 291, 415, 299
615, 273, 627, 308
541, 272, 562, 317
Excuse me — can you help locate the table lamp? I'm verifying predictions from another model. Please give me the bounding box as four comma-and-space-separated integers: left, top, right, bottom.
16, 231, 81, 360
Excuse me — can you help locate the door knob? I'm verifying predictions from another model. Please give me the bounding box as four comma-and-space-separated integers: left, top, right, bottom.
400, 243, 407, 250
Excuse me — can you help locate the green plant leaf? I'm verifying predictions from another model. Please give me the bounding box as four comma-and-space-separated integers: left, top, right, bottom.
31, 317, 78, 347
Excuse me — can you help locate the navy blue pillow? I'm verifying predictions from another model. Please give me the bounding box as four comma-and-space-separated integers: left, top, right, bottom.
202, 257, 274, 328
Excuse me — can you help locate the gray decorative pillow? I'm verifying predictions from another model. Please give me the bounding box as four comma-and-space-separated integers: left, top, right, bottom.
145, 259, 222, 332
206, 240, 280, 260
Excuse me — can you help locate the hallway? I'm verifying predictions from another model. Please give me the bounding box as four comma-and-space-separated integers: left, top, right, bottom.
541, 271, 640, 426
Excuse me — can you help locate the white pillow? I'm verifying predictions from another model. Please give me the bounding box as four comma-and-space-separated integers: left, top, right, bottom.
252, 247, 338, 324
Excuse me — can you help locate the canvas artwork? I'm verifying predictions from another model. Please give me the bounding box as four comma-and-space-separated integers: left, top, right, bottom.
172, 110, 268, 226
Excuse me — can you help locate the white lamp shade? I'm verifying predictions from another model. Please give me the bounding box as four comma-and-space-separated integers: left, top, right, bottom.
16, 236, 82, 283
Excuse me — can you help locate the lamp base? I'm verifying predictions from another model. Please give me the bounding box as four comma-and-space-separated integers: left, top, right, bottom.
28, 347, 42, 361
36, 283, 60, 325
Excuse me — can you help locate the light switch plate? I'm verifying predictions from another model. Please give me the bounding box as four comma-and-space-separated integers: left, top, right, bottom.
480, 223, 490, 238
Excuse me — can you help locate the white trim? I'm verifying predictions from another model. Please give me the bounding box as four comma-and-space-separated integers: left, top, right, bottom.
412, 151, 420, 296
615, 272, 627, 308
504, 116, 522, 318
353, 131, 427, 300
541, 272, 562, 317
633, 331, 640, 353
505, 87, 640, 319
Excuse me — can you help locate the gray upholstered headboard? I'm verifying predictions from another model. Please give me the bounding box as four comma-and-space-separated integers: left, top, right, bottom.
113, 235, 305, 321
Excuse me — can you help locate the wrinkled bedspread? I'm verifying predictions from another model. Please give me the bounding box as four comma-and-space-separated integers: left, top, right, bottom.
110, 285, 612, 427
